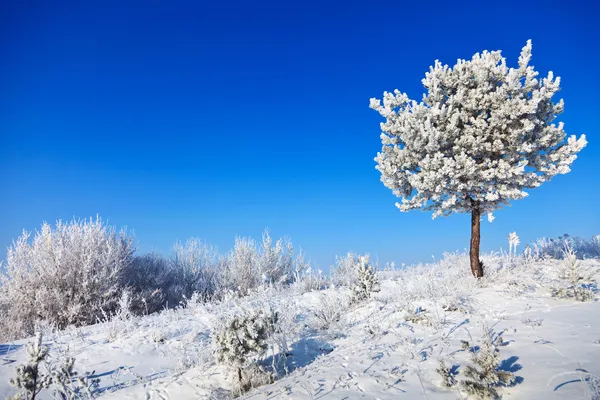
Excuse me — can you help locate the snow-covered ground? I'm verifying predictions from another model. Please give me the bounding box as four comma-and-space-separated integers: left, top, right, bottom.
1, 254, 599, 399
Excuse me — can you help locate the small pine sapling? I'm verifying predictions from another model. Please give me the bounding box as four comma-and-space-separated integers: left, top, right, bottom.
461, 331, 516, 399
351, 255, 379, 302
436, 360, 459, 388
49, 356, 100, 400
212, 307, 278, 395
551, 245, 596, 302
9, 333, 52, 400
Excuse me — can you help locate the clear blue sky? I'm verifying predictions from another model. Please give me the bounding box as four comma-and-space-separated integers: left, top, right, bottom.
1, 0, 598, 269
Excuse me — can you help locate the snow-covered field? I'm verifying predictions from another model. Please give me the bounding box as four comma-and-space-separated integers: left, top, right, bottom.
1, 253, 599, 399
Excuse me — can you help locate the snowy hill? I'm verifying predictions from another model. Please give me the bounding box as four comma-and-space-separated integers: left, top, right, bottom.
1, 253, 599, 399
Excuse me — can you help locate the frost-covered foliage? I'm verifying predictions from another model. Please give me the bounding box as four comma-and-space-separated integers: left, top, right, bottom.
351, 255, 379, 302
124, 252, 176, 315
171, 238, 221, 301
507, 232, 520, 258
97, 291, 137, 342
212, 305, 277, 395
461, 331, 516, 399
550, 245, 596, 301
529, 234, 600, 260
330, 253, 360, 287
310, 291, 351, 335
290, 265, 328, 294
0, 218, 135, 341
370, 40, 587, 220
220, 231, 308, 296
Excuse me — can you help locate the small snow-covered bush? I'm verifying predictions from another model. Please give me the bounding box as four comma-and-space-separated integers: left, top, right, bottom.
0, 217, 135, 341
550, 245, 596, 302
311, 291, 351, 334
351, 255, 379, 302
96, 291, 137, 342
290, 264, 328, 294
212, 305, 278, 395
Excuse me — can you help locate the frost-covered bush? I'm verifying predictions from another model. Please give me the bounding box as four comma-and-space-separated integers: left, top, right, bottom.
220, 237, 262, 296
290, 264, 328, 294
219, 230, 308, 296
171, 238, 222, 301
311, 291, 351, 335
550, 245, 596, 302
351, 255, 379, 302
330, 252, 360, 287
212, 306, 277, 395
96, 291, 137, 342
0, 217, 135, 341
124, 252, 176, 315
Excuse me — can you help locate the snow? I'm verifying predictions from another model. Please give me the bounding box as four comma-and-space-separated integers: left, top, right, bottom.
1, 256, 599, 399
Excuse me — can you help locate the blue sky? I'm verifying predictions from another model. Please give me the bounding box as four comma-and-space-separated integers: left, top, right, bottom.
1, 0, 598, 269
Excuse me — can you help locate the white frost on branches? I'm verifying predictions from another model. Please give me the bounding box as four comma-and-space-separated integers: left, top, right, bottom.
370, 40, 587, 219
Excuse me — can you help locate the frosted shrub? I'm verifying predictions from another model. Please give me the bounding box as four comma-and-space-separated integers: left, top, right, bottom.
124, 253, 175, 315
221, 237, 261, 296
0, 217, 134, 341
461, 331, 516, 399
550, 245, 596, 302
212, 306, 277, 395
330, 253, 359, 287
171, 238, 221, 301
268, 301, 302, 376
291, 264, 328, 294
351, 255, 379, 302
97, 291, 137, 342
258, 230, 296, 285
220, 230, 308, 296
311, 291, 351, 335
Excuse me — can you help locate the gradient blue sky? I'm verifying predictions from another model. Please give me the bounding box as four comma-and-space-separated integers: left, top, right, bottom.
1, 0, 598, 269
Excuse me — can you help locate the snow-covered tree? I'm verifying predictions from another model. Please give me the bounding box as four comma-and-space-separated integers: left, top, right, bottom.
370, 41, 587, 277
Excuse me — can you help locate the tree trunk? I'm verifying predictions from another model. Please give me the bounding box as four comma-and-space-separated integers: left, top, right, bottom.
470, 201, 484, 278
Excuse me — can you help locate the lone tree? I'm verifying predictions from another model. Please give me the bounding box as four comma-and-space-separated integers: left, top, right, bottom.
370, 41, 587, 278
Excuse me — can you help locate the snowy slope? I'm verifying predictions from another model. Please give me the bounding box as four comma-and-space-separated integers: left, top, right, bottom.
1, 256, 599, 399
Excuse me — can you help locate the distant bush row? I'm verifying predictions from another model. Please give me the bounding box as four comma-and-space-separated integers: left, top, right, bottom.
0, 217, 316, 341
1, 217, 598, 342
526, 234, 600, 260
